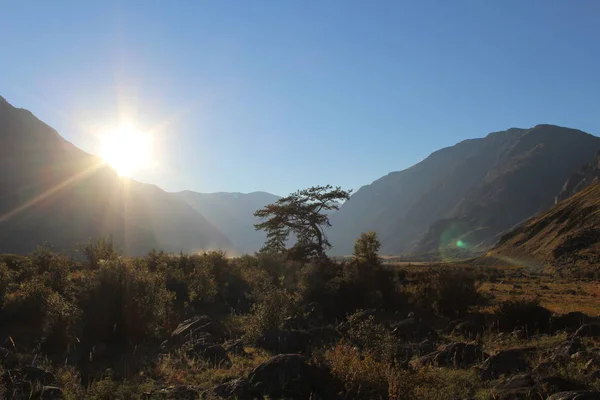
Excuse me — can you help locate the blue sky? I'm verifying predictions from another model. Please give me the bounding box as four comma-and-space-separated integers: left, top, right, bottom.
1, 1, 599, 196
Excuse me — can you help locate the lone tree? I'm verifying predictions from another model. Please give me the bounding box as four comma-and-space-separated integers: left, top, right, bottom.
353, 231, 381, 265
254, 185, 352, 260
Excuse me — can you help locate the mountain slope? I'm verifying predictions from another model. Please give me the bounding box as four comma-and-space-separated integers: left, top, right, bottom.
556, 151, 600, 203
329, 125, 600, 257
0, 96, 233, 255
490, 181, 600, 270
176, 191, 280, 254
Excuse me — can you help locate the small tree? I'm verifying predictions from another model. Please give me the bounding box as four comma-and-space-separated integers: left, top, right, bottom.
254, 185, 351, 260
353, 231, 381, 265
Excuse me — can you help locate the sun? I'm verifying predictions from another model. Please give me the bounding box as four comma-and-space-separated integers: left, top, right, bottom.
100, 123, 153, 177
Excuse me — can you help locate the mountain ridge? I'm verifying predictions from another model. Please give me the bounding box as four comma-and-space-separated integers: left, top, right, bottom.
329, 124, 600, 258
0, 96, 234, 255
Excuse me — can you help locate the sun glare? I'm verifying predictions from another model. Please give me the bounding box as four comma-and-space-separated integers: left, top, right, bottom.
100, 124, 153, 177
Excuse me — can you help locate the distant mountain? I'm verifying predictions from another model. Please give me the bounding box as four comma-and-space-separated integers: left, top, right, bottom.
556, 151, 600, 203
0, 96, 233, 255
329, 125, 600, 258
176, 191, 281, 254
490, 181, 600, 270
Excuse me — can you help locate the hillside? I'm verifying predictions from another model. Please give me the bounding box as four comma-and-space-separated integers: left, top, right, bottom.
329, 125, 600, 257
176, 191, 281, 254
490, 181, 600, 270
556, 151, 600, 203
0, 96, 233, 254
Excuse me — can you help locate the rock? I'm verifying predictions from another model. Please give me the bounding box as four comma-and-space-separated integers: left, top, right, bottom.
495, 304, 552, 335
247, 354, 336, 399
479, 349, 530, 380
547, 392, 600, 400
188, 344, 231, 368
495, 374, 536, 390
21, 365, 56, 384
574, 324, 600, 338
256, 330, 313, 354
0, 346, 18, 368
40, 386, 64, 399
553, 312, 592, 332
195, 322, 227, 342
417, 339, 437, 355
538, 376, 582, 393
205, 378, 249, 399
171, 316, 213, 345
392, 317, 438, 342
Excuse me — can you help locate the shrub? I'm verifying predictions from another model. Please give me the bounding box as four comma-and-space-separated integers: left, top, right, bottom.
494, 297, 551, 334
80, 258, 173, 349
413, 268, 481, 318
326, 343, 391, 400
243, 288, 302, 342
353, 231, 381, 265
344, 313, 396, 361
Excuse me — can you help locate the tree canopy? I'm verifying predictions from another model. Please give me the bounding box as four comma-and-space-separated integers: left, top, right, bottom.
254, 185, 352, 260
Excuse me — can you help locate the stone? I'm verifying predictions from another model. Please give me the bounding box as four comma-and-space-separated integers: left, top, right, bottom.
479, 349, 530, 381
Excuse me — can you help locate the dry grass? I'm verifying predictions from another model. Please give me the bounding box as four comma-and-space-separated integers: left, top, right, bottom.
480, 278, 600, 316
153, 346, 271, 390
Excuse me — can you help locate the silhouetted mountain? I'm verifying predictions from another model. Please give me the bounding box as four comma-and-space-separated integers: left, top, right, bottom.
0, 96, 233, 255
176, 191, 281, 254
556, 151, 600, 203
490, 181, 600, 270
329, 125, 600, 258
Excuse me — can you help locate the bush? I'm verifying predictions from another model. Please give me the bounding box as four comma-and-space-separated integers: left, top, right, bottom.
80, 258, 173, 349
494, 297, 552, 334
353, 231, 381, 265
243, 288, 302, 342
413, 268, 481, 318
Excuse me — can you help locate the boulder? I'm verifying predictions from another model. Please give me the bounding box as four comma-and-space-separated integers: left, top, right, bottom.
247, 354, 336, 399
538, 376, 583, 393
479, 349, 530, 380
256, 330, 313, 354
392, 317, 438, 342
553, 312, 592, 332
574, 324, 600, 338
547, 392, 600, 400
171, 316, 213, 345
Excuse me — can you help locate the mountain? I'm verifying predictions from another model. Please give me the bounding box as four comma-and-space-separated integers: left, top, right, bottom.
490, 181, 600, 270
556, 151, 600, 203
0, 96, 233, 255
329, 125, 600, 257
176, 191, 281, 254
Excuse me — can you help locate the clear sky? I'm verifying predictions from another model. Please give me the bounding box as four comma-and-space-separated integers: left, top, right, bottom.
1, 1, 599, 196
